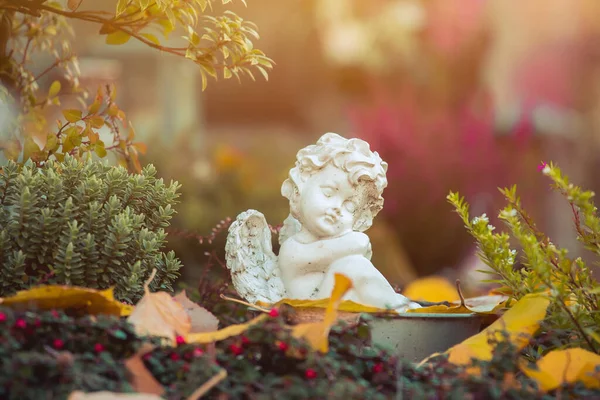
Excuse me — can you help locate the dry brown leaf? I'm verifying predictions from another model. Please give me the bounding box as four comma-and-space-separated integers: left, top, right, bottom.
174, 290, 219, 333
123, 343, 165, 397
127, 270, 191, 344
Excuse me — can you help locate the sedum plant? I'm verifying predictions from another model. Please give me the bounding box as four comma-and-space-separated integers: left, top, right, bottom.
0, 155, 182, 303
448, 162, 600, 354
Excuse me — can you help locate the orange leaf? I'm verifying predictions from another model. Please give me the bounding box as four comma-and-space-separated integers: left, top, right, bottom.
403, 276, 460, 302
133, 142, 147, 155
126, 270, 191, 344
0, 285, 133, 316
523, 348, 600, 392
123, 344, 165, 396
291, 273, 353, 353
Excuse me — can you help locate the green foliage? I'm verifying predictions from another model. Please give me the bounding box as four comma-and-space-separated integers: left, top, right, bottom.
0, 0, 272, 167
0, 155, 182, 302
448, 163, 600, 354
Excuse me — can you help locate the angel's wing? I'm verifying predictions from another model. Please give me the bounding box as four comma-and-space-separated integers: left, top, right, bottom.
278, 213, 302, 246
225, 209, 286, 304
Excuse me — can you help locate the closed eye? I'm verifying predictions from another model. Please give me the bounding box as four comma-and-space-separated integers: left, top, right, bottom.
321, 186, 335, 197
343, 200, 357, 213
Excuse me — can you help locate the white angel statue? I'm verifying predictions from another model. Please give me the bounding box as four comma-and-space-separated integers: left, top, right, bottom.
225, 133, 421, 312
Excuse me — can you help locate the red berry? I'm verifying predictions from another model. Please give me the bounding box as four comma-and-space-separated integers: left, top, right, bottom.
94, 343, 105, 353
51, 310, 60, 318
305, 368, 317, 379
373, 362, 384, 374
34, 319, 41, 327
53, 339, 64, 349
277, 341, 289, 352
170, 352, 180, 361
229, 344, 243, 356
268, 308, 279, 318
15, 319, 26, 329
182, 364, 190, 372
241, 336, 250, 345
0, 313, 6, 322
143, 353, 151, 361
176, 335, 186, 345
193, 348, 204, 357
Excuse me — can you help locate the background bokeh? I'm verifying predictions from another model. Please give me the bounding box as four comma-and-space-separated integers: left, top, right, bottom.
59, 0, 600, 294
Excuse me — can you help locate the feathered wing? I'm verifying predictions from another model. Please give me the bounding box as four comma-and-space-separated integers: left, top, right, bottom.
225, 209, 286, 304
278, 213, 302, 246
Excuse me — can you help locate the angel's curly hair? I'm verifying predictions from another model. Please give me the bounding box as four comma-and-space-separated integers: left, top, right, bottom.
281, 132, 388, 232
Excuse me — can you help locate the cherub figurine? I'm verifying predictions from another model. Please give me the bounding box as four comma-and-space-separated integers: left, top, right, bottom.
225, 133, 421, 312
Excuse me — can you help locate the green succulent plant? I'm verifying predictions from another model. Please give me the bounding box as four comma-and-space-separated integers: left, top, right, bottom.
0, 155, 182, 303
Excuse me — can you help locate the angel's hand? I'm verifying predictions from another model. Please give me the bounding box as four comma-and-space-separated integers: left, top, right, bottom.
330, 231, 370, 258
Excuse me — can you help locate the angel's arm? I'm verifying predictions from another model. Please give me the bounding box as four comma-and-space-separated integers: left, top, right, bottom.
280, 232, 370, 273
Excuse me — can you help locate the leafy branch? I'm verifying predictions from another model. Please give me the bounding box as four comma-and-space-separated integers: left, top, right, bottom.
447, 164, 600, 353
0, 0, 272, 168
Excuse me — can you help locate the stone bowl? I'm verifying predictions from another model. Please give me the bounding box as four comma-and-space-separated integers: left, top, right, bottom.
280, 305, 484, 362
367, 313, 484, 362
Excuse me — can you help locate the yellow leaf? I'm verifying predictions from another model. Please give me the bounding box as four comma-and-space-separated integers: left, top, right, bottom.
187, 314, 268, 344
44, 133, 59, 153
523, 348, 600, 392
1, 139, 21, 161
200, 70, 208, 91
408, 294, 507, 315
106, 30, 131, 45
88, 100, 102, 115
62, 109, 82, 123
22, 136, 41, 163
291, 273, 353, 353
94, 141, 107, 158
441, 293, 550, 366
223, 68, 232, 79
403, 276, 460, 303
88, 116, 105, 129
267, 298, 389, 314
0, 285, 133, 316
62, 126, 82, 153
116, 0, 128, 16
141, 33, 160, 46
48, 81, 61, 98
108, 103, 120, 117
126, 270, 191, 344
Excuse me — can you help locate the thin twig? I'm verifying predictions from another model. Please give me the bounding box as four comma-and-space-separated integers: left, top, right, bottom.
219, 293, 271, 313
186, 368, 227, 400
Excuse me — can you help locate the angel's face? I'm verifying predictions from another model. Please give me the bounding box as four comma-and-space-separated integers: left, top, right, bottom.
295, 163, 364, 239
